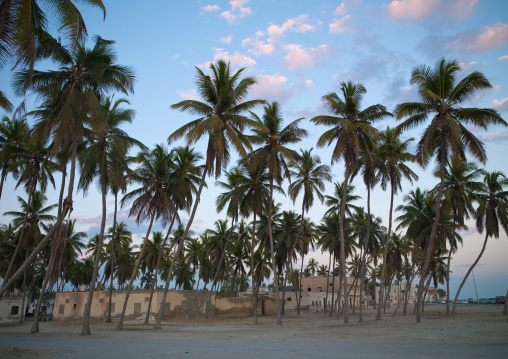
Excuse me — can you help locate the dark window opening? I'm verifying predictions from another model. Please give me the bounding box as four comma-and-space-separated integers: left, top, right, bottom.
73, 304, 77, 309
307, 288, 311, 292
11, 306, 19, 315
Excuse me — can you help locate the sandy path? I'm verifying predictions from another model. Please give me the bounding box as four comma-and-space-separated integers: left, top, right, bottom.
1, 305, 507, 358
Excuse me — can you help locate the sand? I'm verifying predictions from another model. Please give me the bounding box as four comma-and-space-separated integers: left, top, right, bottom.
0, 304, 507, 358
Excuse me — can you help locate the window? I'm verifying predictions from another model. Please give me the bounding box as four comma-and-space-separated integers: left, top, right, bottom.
312, 301, 315, 306
287, 297, 292, 302
330, 283, 333, 286
307, 288, 311, 292
73, 304, 77, 309
134, 303, 141, 315
317, 287, 322, 292
58, 305, 65, 315
11, 306, 19, 315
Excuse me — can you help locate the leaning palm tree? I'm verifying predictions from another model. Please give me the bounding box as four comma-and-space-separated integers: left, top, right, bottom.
116, 144, 174, 330
311, 81, 391, 323
375, 126, 417, 321
394, 58, 506, 322
1, 36, 135, 298
248, 101, 307, 325
0, 116, 28, 200
154, 59, 264, 330
452, 171, 508, 314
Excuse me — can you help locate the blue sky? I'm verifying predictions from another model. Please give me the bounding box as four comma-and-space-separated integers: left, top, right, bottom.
1, 0, 508, 298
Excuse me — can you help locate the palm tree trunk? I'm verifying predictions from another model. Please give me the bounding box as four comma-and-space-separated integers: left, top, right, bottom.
268, 175, 282, 326
116, 210, 156, 330
336, 272, 343, 318
502, 288, 507, 317
324, 252, 331, 314
376, 182, 395, 320
452, 232, 489, 315
339, 166, 350, 323
359, 185, 371, 322
3, 178, 36, 287
82, 179, 109, 335
154, 163, 208, 330
416, 149, 446, 322
281, 246, 294, 316
144, 214, 176, 324
0, 165, 7, 200
0, 144, 77, 298
384, 281, 392, 314
105, 193, 118, 323
18, 262, 27, 324
297, 253, 305, 315
205, 218, 235, 319
251, 213, 258, 323
329, 258, 336, 316
446, 241, 453, 315
57, 167, 67, 217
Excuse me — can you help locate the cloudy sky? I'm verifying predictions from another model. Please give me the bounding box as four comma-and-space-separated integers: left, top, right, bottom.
1, 0, 507, 298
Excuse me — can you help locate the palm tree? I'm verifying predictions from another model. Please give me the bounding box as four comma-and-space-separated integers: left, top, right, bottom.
248, 101, 307, 325
452, 171, 508, 314
375, 126, 417, 320
58, 220, 86, 290
0, 116, 28, 200
116, 144, 174, 330
433, 159, 482, 314
394, 58, 506, 322
307, 258, 318, 276
0, 92, 13, 112
155, 59, 264, 330
0, 0, 105, 74
1, 36, 135, 298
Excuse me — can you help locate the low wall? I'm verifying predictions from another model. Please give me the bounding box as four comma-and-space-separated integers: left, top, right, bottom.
53, 290, 277, 321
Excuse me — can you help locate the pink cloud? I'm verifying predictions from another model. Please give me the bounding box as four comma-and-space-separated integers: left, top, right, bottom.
329, 15, 351, 34
386, 0, 477, 20
198, 48, 256, 69
481, 131, 508, 143
469, 23, 508, 52
221, 35, 234, 44
202, 4, 220, 12
498, 54, 508, 61
282, 42, 336, 72
221, 0, 252, 24
251, 72, 291, 101
493, 97, 508, 111
177, 89, 202, 101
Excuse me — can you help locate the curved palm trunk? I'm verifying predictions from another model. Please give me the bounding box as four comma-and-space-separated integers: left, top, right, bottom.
359, 186, 371, 322
144, 214, 176, 324
268, 175, 282, 326
251, 213, 258, 323
206, 218, 235, 319
154, 165, 208, 330
116, 211, 156, 330
452, 233, 489, 314
1, 145, 78, 299
81, 180, 108, 335
3, 178, 37, 287
416, 153, 445, 322
376, 182, 394, 320
339, 167, 350, 324
106, 193, 118, 323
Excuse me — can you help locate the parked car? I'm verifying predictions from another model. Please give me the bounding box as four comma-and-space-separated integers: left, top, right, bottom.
479, 298, 488, 304
488, 298, 497, 304
468, 298, 474, 304
495, 296, 506, 304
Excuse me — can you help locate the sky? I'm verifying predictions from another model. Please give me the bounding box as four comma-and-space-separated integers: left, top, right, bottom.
1, 0, 508, 299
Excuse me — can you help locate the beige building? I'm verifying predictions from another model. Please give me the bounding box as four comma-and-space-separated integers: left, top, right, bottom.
281, 276, 367, 312
0, 296, 24, 321
52, 289, 277, 321
375, 280, 417, 305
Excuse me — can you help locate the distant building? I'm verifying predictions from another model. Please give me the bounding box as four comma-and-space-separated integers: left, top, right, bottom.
375, 280, 417, 305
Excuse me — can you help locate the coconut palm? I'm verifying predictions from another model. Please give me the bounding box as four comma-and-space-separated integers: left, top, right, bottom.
394, 58, 506, 322
375, 126, 417, 320
452, 171, 508, 314
248, 101, 307, 325
1, 36, 135, 298
0, 0, 105, 74
433, 159, 482, 314
116, 144, 174, 330
58, 220, 86, 290
155, 59, 264, 329
0, 116, 29, 200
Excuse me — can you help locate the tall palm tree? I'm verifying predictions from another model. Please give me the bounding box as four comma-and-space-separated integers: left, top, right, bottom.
0, 116, 28, 200
311, 81, 391, 323
433, 159, 482, 314
375, 126, 417, 320
394, 58, 506, 322
1, 36, 135, 298
117, 144, 174, 330
452, 171, 508, 314
155, 59, 264, 330
248, 101, 307, 325
0, 92, 13, 112
78, 95, 143, 334
0, 0, 105, 74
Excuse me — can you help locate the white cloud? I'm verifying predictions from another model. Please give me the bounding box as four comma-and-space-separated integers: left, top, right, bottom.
304, 78, 314, 88
386, 0, 477, 20
221, 0, 252, 24
498, 54, 508, 61
221, 35, 234, 44
212, 48, 256, 67
332, 71, 354, 83
329, 15, 352, 34
469, 22, 508, 52
481, 131, 508, 142
282, 43, 336, 71
333, 2, 348, 16
202, 4, 220, 12
177, 89, 201, 101
493, 97, 508, 111
251, 73, 292, 101
171, 54, 180, 60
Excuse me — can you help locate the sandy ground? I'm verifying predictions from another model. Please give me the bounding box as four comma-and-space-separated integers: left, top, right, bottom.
0, 304, 507, 358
